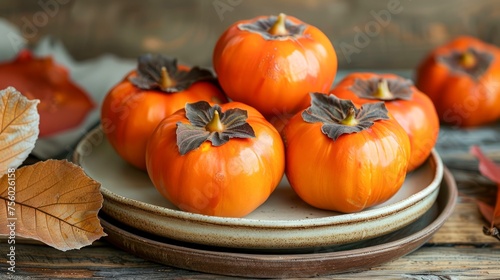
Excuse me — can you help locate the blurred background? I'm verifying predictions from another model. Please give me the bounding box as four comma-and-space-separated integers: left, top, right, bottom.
1, 0, 499, 70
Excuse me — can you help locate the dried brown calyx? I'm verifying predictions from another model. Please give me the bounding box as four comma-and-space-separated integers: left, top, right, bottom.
438, 48, 494, 80
349, 77, 413, 101
176, 101, 255, 155
302, 93, 389, 140
238, 13, 306, 40
130, 54, 215, 92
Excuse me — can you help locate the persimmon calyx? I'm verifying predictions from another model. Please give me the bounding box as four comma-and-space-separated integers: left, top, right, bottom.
176, 101, 255, 155
438, 47, 494, 80
349, 77, 413, 101
238, 13, 306, 40
302, 93, 389, 141
129, 54, 215, 93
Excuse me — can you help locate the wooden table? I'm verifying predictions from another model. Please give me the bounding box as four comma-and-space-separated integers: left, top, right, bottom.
2, 126, 500, 279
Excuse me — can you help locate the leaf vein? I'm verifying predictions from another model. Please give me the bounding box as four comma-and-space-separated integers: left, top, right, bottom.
17, 201, 101, 234
0, 99, 33, 135
0, 131, 37, 152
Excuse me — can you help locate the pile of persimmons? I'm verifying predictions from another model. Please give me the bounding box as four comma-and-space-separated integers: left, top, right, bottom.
101, 13, 500, 218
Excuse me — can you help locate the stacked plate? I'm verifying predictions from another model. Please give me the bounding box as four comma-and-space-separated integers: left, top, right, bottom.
73, 126, 457, 278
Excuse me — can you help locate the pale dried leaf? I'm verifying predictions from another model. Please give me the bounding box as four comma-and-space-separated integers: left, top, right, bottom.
0, 160, 106, 251
0, 87, 40, 175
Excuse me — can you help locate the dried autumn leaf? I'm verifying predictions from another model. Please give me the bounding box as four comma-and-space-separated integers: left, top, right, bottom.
0, 86, 39, 175
470, 145, 500, 240
0, 160, 106, 251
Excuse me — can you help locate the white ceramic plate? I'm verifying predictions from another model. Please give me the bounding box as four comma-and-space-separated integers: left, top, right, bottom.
73, 126, 444, 249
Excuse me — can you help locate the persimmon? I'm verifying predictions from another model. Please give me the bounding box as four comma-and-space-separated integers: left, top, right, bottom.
331, 72, 439, 171
146, 101, 285, 218
213, 13, 337, 123
283, 93, 410, 213
416, 36, 500, 127
101, 54, 227, 170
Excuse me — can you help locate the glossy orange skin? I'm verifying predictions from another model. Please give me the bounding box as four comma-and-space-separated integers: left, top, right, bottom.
146, 102, 285, 218
416, 36, 500, 127
101, 69, 227, 170
213, 15, 337, 119
283, 108, 410, 213
331, 72, 439, 172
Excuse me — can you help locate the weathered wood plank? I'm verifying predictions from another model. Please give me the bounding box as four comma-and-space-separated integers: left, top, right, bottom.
436, 122, 500, 169
1, 243, 499, 279
340, 247, 500, 279
429, 202, 497, 244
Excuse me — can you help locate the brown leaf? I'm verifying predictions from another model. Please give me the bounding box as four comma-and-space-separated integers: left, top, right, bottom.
0, 160, 106, 251
0, 87, 40, 175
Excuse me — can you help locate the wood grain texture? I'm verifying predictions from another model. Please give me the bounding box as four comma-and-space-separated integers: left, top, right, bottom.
1, 0, 499, 69
428, 202, 495, 244
1, 243, 499, 279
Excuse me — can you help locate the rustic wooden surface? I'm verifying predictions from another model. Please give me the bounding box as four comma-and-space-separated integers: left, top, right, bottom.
1, 141, 500, 279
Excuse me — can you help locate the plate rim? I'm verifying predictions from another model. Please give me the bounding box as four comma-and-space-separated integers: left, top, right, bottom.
99, 167, 457, 278
74, 126, 444, 228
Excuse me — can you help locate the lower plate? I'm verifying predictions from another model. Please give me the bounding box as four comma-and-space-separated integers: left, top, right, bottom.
100, 168, 457, 278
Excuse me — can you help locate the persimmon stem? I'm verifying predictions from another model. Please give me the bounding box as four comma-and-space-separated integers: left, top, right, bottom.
374, 79, 393, 100
341, 107, 358, 126
160, 66, 175, 88
206, 110, 225, 132
460, 51, 477, 68
268, 13, 288, 36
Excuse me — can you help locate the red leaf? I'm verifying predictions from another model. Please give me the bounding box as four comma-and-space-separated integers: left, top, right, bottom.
0, 50, 94, 137
470, 146, 500, 183
470, 145, 500, 240
477, 200, 494, 224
